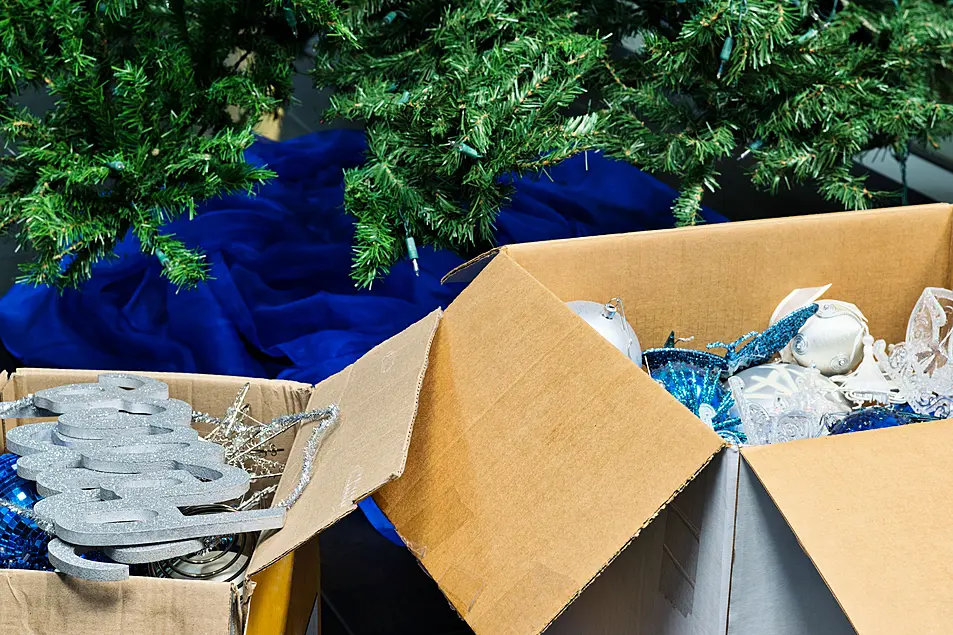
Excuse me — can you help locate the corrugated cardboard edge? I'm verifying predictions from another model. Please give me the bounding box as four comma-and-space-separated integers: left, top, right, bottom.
248, 310, 443, 576
502, 203, 953, 256
441, 247, 504, 284
735, 447, 859, 634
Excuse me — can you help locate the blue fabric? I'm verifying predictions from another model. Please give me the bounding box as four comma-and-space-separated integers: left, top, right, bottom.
0, 129, 725, 542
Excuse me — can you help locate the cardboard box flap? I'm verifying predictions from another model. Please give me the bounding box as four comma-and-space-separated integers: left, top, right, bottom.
500, 204, 953, 347
249, 310, 442, 575
742, 420, 953, 635
377, 254, 725, 635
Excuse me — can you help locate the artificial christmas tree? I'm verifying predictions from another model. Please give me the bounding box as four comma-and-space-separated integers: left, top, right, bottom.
3, 0, 953, 289
0, 0, 347, 288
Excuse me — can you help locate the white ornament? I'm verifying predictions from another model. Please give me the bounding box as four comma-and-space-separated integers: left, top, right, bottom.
878, 287, 953, 417
730, 363, 847, 445
567, 298, 642, 364
772, 285, 869, 376
832, 335, 901, 406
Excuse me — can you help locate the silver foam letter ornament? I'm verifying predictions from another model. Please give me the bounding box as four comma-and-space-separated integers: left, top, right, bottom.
5, 374, 286, 581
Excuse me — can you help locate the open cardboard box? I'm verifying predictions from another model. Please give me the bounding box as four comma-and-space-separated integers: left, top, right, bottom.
0, 310, 441, 635
374, 203, 953, 635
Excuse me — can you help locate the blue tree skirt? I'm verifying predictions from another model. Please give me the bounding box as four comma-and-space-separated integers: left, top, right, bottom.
0, 130, 725, 541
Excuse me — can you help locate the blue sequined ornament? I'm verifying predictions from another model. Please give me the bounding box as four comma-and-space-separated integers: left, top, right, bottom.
707, 304, 819, 376
828, 406, 937, 435
0, 453, 51, 571
647, 358, 747, 443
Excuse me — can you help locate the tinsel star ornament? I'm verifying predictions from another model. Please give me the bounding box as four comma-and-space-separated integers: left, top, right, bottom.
195, 383, 339, 508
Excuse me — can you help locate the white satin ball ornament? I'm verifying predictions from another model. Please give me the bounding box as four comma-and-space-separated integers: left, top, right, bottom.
785, 300, 868, 376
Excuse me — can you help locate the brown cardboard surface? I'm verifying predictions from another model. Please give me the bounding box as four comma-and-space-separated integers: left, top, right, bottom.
249, 310, 442, 575
742, 420, 953, 635
376, 254, 724, 635
0, 569, 234, 634
503, 204, 953, 348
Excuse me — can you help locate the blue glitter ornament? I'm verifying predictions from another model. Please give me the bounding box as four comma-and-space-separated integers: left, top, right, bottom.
828, 406, 937, 435
0, 453, 51, 571
708, 304, 819, 376
647, 358, 747, 443
643, 347, 728, 374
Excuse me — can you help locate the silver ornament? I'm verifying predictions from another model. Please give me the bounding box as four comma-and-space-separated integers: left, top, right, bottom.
567, 298, 642, 364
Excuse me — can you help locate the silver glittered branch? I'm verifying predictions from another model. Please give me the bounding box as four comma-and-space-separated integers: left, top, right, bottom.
274, 404, 339, 510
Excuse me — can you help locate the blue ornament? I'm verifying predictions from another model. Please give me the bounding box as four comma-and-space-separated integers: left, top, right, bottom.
643, 347, 728, 375
0, 453, 51, 571
708, 304, 819, 376
647, 357, 746, 443
828, 406, 937, 435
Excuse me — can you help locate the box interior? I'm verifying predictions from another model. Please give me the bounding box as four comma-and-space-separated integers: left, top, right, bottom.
405, 204, 953, 635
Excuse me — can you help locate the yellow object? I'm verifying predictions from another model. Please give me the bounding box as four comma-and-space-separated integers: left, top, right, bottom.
246, 536, 321, 635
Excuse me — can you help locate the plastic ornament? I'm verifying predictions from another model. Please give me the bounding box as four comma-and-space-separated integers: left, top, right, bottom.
729, 363, 848, 445
567, 298, 642, 364
834, 335, 901, 406
733, 363, 851, 411
878, 287, 953, 418
645, 350, 746, 443
772, 285, 869, 376
0, 453, 51, 571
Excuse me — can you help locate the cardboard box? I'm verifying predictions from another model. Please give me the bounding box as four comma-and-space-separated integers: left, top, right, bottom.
374, 203, 953, 635
0, 310, 441, 635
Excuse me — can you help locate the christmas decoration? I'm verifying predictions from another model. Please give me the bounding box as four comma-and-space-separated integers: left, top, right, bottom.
826, 406, 937, 435
707, 303, 819, 375
645, 350, 746, 443
0, 373, 339, 581
567, 299, 642, 364
878, 287, 953, 418
729, 363, 848, 445
0, 0, 350, 289
773, 286, 869, 376
0, 453, 51, 570
834, 334, 900, 406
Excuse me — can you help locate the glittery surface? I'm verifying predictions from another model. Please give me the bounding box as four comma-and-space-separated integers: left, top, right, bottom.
643, 347, 728, 374
0, 453, 51, 570
708, 304, 819, 375
647, 360, 746, 443
827, 406, 937, 435
275, 404, 339, 509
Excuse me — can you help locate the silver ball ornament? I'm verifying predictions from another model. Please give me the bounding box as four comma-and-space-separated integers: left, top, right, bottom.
733, 363, 851, 412
567, 299, 642, 364
780, 300, 868, 376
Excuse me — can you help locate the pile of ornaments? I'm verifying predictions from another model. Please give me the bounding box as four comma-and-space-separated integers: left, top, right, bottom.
568, 284, 952, 446
0, 374, 337, 583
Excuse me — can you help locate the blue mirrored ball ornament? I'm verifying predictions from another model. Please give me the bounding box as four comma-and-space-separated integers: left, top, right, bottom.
828, 406, 937, 435
0, 453, 52, 570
